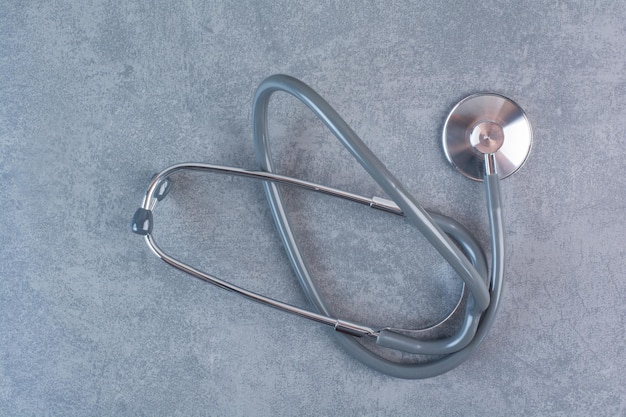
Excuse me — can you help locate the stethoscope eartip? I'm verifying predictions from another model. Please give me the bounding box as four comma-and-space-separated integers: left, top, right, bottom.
131, 208, 153, 236
151, 173, 173, 201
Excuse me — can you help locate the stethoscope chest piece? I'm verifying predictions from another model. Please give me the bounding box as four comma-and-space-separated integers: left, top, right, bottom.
442, 93, 532, 181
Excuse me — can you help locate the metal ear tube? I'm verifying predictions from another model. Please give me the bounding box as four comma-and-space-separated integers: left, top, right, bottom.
131, 74, 531, 378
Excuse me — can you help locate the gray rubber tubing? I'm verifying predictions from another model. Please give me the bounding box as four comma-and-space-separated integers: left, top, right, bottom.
252, 74, 505, 379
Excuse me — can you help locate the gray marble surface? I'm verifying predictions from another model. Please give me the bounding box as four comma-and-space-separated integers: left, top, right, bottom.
2, 1, 625, 415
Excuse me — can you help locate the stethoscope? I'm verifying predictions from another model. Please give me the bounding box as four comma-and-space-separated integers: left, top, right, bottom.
131, 74, 532, 379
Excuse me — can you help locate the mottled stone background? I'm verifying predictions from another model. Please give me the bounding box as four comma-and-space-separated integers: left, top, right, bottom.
1, 1, 625, 415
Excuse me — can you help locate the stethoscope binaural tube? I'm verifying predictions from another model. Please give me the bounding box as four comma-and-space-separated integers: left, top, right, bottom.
131, 74, 531, 379
131, 162, 490, 348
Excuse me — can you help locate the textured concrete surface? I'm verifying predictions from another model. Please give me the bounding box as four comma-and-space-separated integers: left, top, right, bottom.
2, 1, 625, 415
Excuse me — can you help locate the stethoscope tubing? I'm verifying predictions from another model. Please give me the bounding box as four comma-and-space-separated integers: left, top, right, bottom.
252, 75, 504, 378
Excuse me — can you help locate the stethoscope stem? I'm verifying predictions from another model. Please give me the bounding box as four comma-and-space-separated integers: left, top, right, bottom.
485, 153, 498, 176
